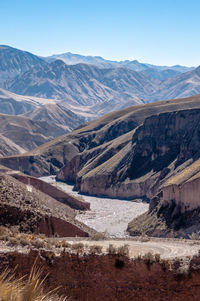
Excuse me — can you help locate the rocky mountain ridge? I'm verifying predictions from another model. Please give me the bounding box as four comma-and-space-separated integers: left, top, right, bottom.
0, 45, 200, 116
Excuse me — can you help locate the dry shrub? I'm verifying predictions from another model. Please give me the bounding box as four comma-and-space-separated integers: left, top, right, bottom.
140, 235, 150, 242
19, 237, 30, 247
89, 245, 103, 254
71, 243, 84, 254
61, 240, 72, 248
91, 232, 106, 241
31, 239, 46, 249
117, 244, 129, 257
8, 237, 19, 246
0, 226, 12, 237
107, 244, 117, 255
55, 240, 63, 248
0, 268, 68, 301
154, 253, 161, 262
143, 252, 155, 267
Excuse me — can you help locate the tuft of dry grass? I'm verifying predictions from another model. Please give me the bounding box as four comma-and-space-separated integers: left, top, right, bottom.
0, 268, 68, 301
90, 232, 106, 241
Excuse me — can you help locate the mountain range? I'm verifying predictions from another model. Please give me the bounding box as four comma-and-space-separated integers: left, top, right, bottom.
0, 45, 200, 117
0, 44, 200, 150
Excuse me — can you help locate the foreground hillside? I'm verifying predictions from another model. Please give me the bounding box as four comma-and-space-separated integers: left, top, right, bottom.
0, 170, 92, 237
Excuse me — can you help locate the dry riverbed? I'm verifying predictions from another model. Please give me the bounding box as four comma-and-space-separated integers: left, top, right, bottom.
40, 176, 149, 238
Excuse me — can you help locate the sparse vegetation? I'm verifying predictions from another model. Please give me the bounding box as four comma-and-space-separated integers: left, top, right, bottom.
91, 232, 106, 241
71, 242, 84, 254
107, 244, 117, 255
189, 232, 200, 240
89, 245, 103, 254
143, 252, 155, 267
117, 244, 129, 256
0, 268, 68, 301
140, 234, 150, 242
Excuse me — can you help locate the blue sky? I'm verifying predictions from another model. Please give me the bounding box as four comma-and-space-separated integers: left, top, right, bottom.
0, 0, 200, 66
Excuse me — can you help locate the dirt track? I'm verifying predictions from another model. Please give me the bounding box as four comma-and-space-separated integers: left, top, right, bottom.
64, 238, 200, 259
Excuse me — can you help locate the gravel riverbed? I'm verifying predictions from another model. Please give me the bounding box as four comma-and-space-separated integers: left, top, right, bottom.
40, 176, 149, 238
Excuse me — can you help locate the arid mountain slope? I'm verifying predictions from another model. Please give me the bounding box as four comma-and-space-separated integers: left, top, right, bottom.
1, 94, 200, 188
0, 88, 58, 115
0, 45, 45, 83
24, 103, 85, 131
0, 172, 90, 237
1, 45, 199, 114
46, 51, 193, 74
153, 66, 200, 100
5, 60, 154, 105
0, 114, 69, 156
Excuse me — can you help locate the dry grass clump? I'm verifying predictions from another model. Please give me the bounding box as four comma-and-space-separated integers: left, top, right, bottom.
89, 245, 103, 254
189, 232, 200, 240
91, 232, 106, 241
0, 225, 12, 237
107, 244, 117, 255
71, 243, 84, 254
140, 234, 150, 242
0, 268, 68, 301
107, 244, 130, 257
117, 244, 129, 257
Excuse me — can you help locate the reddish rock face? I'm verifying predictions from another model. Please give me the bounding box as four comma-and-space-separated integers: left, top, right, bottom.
1, 250, 200, 301
0, 203, 88, 237
12, 173, 90, 211
37, 216, 89, 237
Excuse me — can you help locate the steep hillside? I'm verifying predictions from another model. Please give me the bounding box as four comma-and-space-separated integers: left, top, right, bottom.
0, 172, 90, 237
128, 158, 200, 238
24, 103, 85, 131
6, 58, 200, 107
0, 114, 69, 156
153, 66, 200, 100
1, 94, 200, 185
0, 45, 46, 83
0, 88, 58, 115
141, 68, 181, 81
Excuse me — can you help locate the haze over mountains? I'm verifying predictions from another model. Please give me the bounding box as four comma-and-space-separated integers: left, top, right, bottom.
0, 45, 200, 118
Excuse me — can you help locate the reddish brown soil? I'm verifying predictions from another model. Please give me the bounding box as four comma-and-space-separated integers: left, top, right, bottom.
1, 250, 200, 301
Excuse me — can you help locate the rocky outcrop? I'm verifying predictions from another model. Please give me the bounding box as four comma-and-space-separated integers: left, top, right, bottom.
128, 159, 200, 238
1, 249, 200, 301
58, 107, 200, 200
0, 173, 91, 237
37, 216, 88, 237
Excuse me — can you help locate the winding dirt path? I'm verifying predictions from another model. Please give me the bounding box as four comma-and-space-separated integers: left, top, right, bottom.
64, 238, 200, 259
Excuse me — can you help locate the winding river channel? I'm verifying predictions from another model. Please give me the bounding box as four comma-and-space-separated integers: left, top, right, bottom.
40, 176, 149, 238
